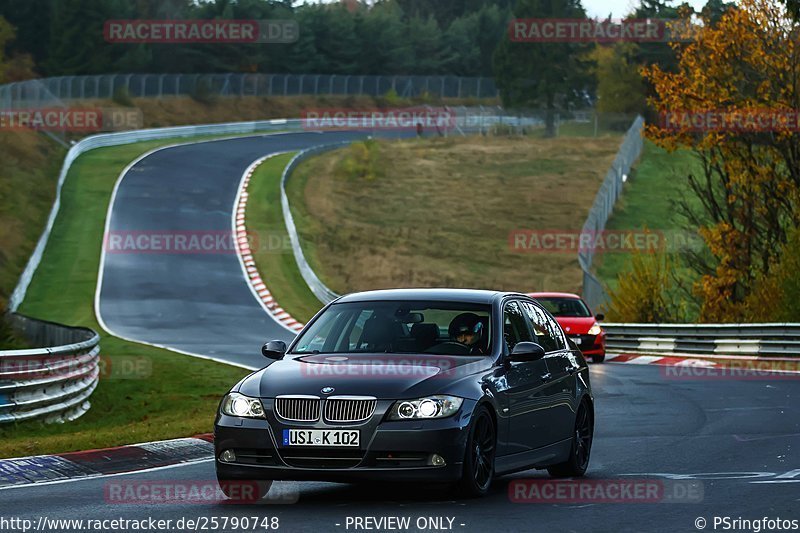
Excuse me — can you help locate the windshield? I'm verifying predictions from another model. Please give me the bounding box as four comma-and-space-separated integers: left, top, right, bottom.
291, 301, 492, 356
535, 297, 592, 318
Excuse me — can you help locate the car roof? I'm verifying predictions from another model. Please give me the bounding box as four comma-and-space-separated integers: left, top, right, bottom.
527, 292, 583, 299
335, 288, 519, 304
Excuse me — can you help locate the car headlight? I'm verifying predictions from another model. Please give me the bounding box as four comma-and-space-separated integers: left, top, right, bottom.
221, 392, 265, 419
387, 395, 463, 420
587, 323, 603, 336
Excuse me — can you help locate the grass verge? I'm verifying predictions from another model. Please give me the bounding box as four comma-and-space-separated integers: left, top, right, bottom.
246, 153, 324, 323
0, 135, 256, 458
285, 134, 625, 295
0, 130, 66, 348
593, 141, 705, 307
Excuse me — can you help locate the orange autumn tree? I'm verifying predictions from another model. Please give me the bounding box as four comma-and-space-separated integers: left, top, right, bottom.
642, 0, 800, 321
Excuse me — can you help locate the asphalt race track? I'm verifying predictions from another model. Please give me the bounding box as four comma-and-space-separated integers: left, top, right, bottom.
3, 364, 798, 532
67, 131, 800, 531
97, 131, 372, 368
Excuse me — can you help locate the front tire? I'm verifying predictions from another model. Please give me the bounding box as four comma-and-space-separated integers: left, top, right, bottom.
592, 353, 605, 363
456, 406, 496, 497
547, 400, 593, 478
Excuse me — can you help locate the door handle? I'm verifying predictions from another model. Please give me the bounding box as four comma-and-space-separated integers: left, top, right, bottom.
540, 372, 552, 382
568, 367, 578, 375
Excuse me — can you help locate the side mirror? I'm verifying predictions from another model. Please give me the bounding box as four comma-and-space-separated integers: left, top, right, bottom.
509, 341, 546, 362
262, 340, 287, 360
595, 313, 605, 321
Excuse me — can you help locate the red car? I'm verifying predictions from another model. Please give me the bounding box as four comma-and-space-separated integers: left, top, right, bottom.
527, 292, 606, 363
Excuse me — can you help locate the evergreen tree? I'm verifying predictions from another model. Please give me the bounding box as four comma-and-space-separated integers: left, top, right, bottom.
493, 0, 595, 135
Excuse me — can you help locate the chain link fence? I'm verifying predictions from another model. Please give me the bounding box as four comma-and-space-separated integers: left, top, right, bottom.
579, 115, 645, 312
0, 73, 499, 108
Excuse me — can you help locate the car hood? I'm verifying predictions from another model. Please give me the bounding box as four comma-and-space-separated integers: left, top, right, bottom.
554, 316, 597, 334
236, 353, 493, 399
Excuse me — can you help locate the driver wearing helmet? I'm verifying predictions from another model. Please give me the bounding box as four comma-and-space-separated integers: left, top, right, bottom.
448, 312, 485, 354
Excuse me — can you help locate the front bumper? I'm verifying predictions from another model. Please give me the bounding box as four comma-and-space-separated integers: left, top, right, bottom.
569, 333, 606, 356
214, 398, 475, 483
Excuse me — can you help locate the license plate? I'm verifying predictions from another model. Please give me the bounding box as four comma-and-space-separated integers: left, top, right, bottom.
283, 429, 360, 447
571, 336, 582, 345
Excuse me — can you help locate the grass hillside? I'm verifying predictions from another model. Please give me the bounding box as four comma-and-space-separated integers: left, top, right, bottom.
0, 130, 65, 347
284, 134, 624, 296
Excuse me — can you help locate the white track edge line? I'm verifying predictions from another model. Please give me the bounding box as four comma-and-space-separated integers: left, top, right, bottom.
93, 133, 304, 370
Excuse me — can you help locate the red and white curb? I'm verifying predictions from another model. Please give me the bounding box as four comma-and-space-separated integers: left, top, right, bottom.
234, 155, 304, 333
0, 434, 213, 489
606, 352, 800, 373
606, 353, 722, 367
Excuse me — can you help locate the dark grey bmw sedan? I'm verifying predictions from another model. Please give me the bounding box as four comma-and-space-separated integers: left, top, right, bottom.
214, 288, 594, 498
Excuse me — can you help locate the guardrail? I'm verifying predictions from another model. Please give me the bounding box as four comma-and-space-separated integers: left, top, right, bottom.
0, 314, 100, 423
8, 118, 309, 312
604, 323, 800, 357
280, 143, 352, 304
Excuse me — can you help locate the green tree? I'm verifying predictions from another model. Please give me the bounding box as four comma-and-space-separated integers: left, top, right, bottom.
45, 0, 131, 75
356, 2, 412, 74
0, 16, 12, 82
407, 15, 447, 74
492, 0, 594, 136
0, 16, 35, 82
0, 0, 50, 70
592, 43, 646, 114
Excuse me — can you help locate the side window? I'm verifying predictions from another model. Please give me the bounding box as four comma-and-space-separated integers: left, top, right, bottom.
523, 302, 565, 352
503, 301, 532, 352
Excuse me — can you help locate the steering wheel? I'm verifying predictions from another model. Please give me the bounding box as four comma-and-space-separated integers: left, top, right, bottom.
425, 341, 471, 355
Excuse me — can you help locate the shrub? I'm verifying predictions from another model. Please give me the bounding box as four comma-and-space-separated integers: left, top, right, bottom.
743, 225, 800, 321
605, 249, 691, 323
334, 140, 383, 181
112, 85, 134, 107
190, 78, 218, 106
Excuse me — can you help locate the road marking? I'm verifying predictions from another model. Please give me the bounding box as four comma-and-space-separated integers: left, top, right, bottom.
0, 458, 213, 491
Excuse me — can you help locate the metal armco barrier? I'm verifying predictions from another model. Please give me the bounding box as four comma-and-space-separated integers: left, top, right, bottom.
8, 118, 305, 312
277, 113, 584, 305
0, 314, 100, 423
604, 323, 800, 357
280, 143, 350, 305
